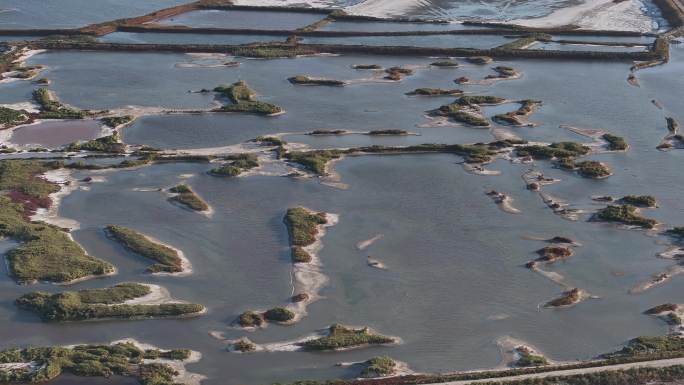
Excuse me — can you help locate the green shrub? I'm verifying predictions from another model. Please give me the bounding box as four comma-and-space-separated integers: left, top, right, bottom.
516, 142, 590, 159
574, 160, 611, 178
209, 153, 259, 177
0, 106, 28, 127
284, 150, 342, 175
101, 115, 134, 128
214, 81, 283, 115
66, 132, 125, 153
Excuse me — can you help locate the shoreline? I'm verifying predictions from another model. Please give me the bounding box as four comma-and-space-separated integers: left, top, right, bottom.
140, 233, 193, 277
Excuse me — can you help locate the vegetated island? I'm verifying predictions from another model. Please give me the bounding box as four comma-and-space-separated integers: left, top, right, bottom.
357, 356, 409, 378
168, 184, 209, 212
545, 288, 588, 308
212, 81, 283, 116
228, 324, 398, 353
466, 56, 493, 65
493, 99, 542, 127
644, 303, 683, 334
591, 205, 658, 229
285, 207, 332, 263
208, 153, 259, 177
0, 340, 198, 384
405, 88, 463, 96
384, 67, 414, 81
526, 245, 574, 269
236, 307, 296, 328
617, 195, 658, 208
602, 133, 629, 151
557, 159, 613, 179
365, 129, 411, 136
430, 60, 459, 68
0, 160, 115, 284
101, 114, 135, 129
288, 75, 347, 86
429, 95, 506, 127
15, 282, 204, 321
105, 225, 189, 275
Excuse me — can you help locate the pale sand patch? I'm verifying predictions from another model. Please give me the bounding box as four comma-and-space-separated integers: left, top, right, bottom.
227, 325, 400, 353
657, 245, 684, 259
121, 283, 187, 305
140, 234, 193, 277
345, 0, 422, 18
630, 265, 684, 294
356, 234, 384, 250
496, 336, 555, 368
0, 101, 40, 113
287, 212, 339, 322
486, 191, 521, 214
463, 163, 501, 176
111, 339, 206, 385
509, 0, 653, 32
0, 48, 46, 84
31, 168, 81, 230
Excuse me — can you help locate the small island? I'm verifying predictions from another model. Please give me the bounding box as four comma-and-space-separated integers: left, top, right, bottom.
236, 307, 295, 327
592, 205, 657, 229
366, 129, 410, 136
101, 115, 135, 128
466, 56, 493, 65
514, 346, 549, 367
602, 133, 629, 151
168, 184, 209, 212
288, 75, 347, 86
516, 142, 591, 159
208, 153, 259, 177
430, 102, 490, 127
405, 88, 463, 96
545, 288, 586, 308
618, 195, 657, 208
105, 225, 187, 274
285, 150, 343, 175
298, 324, 396, 351
384, 67, 414, 81
352, 64, 383, 70
16, 283, 205, 321
430, 60, 459, 68
493, 99, 542, 126
536, 245, 574, 263
213, 81, 283, 116
359, 356, 401, 378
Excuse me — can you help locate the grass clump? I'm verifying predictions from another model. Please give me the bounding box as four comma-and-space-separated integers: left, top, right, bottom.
263, 307, 295, 322
66, 132, 124, 153
299, 324, 395, 351
105, 225, 183, 273
214, 81, 282, 115
594, 205, 657, 229
169, 184, 209, 212
603, 133, 629, 151
15, 283, 205, 321
516, 142, 590, 159
101, 115, 134, 128
288, 76, 346, 86
233, 339, 257, 352
209, 153, 259, 177
360, 356, 397, 378
620, 195, 657, 208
